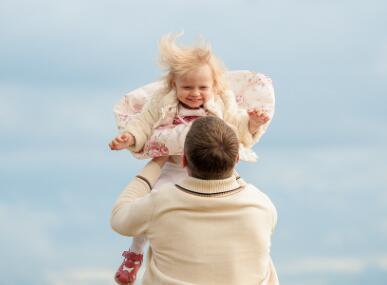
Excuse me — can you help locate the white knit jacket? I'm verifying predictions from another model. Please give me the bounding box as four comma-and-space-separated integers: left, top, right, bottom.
123, 88, 266, 160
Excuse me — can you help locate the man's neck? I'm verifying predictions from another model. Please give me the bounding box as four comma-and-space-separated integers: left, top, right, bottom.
188, 171, 234, 180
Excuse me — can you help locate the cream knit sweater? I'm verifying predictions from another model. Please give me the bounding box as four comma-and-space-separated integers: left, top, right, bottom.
111, 161, 279, 285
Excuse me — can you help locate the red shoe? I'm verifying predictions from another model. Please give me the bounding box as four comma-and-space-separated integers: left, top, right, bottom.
115, 251, 143, 285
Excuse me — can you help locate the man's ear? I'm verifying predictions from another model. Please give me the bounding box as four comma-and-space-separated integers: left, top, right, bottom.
182, 154, 188, 168
236, 153, 240, 162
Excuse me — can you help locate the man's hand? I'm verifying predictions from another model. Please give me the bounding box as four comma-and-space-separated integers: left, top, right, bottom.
248, 109, 270, 134
151, 156, 169, 168
109, 132, 135, 150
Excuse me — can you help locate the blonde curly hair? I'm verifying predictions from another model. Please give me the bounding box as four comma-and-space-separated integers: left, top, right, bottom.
158, 33, 227, 96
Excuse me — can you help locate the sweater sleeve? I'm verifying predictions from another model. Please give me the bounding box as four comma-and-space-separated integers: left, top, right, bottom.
261, 201, 279, 284
122, 93, 162, 153
110, 160, 162, 236
261, 257, 279, 285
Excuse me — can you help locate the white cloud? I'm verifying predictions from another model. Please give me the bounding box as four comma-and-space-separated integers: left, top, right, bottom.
376, 257, 387, 271
280, 256, 387, 275
45, 267, 113, 285
45, 264, 148, 285
284, 281, 325, 285
281, 257, 365, 274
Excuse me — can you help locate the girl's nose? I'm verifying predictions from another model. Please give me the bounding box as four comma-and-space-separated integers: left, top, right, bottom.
192, 89, 200, 96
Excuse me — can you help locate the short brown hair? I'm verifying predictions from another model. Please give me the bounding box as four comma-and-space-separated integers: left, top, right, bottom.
184, 117, 239, 179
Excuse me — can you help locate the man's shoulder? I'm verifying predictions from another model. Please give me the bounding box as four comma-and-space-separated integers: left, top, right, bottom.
242, 182, 276, 209
243, 182, 278, 225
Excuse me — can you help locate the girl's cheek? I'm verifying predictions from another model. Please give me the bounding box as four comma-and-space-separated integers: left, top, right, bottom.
205, 93, 214, 102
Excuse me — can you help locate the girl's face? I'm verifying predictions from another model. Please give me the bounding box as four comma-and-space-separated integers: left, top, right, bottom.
174, 64, 214, 109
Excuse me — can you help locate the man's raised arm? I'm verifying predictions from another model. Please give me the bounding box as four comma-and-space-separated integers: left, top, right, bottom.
110, 157, 168, 236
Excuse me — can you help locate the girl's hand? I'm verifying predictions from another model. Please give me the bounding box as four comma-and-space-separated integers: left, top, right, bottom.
109, 132, 135, 150
151, 156, 169, 168
248, 109, 270, 134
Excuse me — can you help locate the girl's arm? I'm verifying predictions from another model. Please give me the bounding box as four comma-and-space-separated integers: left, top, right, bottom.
119, 92, 163, 153
222, 90, 270, 148
247, 109, 270, 136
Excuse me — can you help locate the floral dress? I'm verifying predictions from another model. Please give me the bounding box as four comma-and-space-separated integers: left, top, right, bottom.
138, 104, 208, 158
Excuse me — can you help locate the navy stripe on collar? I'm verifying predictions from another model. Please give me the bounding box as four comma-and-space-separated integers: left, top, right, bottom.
175, 184, 243, 197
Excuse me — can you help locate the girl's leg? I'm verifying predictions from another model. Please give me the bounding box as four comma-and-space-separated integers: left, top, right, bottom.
130, 235, 147, 254
115, 248, 144, 285
115, 237, 146, 285
153, 160, 187, 189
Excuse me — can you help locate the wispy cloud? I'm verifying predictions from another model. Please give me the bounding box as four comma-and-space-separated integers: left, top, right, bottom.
280, 257, 365, 274
45, 267, 113, 285
280, 256, 387, 275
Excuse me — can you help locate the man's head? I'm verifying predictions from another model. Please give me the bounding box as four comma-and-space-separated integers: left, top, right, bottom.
184, 117, 239, 179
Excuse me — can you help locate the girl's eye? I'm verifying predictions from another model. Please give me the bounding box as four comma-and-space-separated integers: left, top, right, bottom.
200, 86, 209, 90
183, 86, 192, 90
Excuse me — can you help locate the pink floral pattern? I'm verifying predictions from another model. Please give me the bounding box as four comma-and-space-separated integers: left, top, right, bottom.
143, 141, 169, 158
226, 71, 275, 116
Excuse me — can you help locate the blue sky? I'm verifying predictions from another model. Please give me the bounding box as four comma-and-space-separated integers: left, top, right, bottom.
1, 0, 387, 284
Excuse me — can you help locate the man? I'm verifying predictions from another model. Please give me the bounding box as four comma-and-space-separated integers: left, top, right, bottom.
111, 116, 279, 285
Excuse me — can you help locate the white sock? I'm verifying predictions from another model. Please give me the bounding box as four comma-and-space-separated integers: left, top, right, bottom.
130, 236, 147, 254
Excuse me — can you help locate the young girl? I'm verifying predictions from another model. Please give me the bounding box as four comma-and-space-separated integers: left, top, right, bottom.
109, 34, 272, 285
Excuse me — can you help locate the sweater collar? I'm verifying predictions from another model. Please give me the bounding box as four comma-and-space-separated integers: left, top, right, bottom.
177, 175, 241, 195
